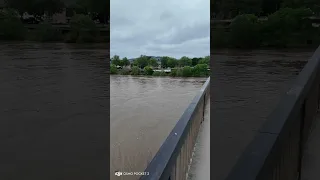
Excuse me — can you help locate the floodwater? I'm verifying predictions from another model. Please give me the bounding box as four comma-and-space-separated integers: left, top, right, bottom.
0, 43, 108, 180
110, 76, 206, 180
211, 48, 316, 180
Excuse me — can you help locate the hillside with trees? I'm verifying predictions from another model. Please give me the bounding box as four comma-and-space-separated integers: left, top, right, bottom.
0, 0, 109, 42
212, 0, 320, 19
212, 0, 320, 48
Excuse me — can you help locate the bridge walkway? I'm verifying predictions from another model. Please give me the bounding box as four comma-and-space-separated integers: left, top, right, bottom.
187, 99, 210, 180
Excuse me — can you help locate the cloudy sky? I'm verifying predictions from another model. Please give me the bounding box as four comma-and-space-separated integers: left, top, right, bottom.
110, 0, 210, 59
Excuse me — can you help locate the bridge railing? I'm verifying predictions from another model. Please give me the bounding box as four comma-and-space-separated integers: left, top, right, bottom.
140, 77, 210, 180
226, 46, 320, 180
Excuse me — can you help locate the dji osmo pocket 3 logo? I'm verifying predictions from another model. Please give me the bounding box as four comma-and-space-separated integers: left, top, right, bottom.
115, 171, 122, 176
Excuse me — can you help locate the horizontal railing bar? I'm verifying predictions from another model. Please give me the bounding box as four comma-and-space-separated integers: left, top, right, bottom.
140, 77, 210, 180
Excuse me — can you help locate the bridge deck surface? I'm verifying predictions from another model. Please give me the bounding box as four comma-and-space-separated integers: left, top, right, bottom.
301, 113, 320, 180
187, 101, 210, 180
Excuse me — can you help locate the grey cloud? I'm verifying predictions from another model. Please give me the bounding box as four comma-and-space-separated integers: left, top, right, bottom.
110, 0, 210, 59
160, 11, 174, 21
153, 22, 210, 45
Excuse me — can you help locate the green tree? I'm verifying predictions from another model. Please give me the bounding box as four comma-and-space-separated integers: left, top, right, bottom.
132, 60, 139, 67
0, 9, 26, 40
262, 8, 313, 47
76, 0, 108, 24
122, 57, 130, 67
66, 3, 87, 16
66, 14, 98, 43
229, 14, 260, 48
135, 55, 149, 68
144, 66, 154, 75
6, 0, 65, 19
193, 64, 209, 77
111, 55, 121, 66
160, 56, 170, 68
170, 68, 178, 77
198, 56, 210, 66
167, 57, 177, 68
131, 66, 140, 75
110, 64, 117, 74
179, 56, 192, 67
5, 0, 33, 16
181, 66, 193, 77
176, 68, 183, 76
148, 58, 159, 67
191, 57, 201, 66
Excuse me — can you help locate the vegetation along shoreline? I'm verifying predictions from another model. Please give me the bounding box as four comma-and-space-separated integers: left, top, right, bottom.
110, 55, 210, 77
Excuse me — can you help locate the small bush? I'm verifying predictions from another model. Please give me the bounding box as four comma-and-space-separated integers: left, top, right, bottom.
110, 64, 117, 74
181, 66, 193, 77
120, 68, 130, 75
176, 68, 183, 77
152, 71, 161, 76
131, 66, 140, 75
193, 64, 208, 77
144, 66, 153, 75
170, 69, 177, 77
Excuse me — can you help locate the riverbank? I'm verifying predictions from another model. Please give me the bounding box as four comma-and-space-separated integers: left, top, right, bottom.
110, 74, 209, 78
110, 72, 209, 78
111, 66, 210, 77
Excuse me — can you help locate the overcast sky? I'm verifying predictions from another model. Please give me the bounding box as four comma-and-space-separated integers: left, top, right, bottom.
110, 0, 210, 59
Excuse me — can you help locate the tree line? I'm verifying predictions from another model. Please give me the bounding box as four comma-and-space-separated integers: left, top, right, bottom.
212, 0, 320, 19
110, 55, 210, 77
111, 55, 210, 69
4, 0, 108, 24
0, 0, 108, 42
213, 7, 320, 48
